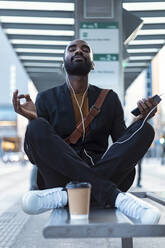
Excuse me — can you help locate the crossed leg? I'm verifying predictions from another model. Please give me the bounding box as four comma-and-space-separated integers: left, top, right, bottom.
24, 117, 154, 206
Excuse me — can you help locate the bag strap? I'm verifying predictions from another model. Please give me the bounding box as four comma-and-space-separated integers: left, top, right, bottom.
65, 89, 110, 144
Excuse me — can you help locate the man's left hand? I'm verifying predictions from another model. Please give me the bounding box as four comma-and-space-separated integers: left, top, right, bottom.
136, 96, 157, 121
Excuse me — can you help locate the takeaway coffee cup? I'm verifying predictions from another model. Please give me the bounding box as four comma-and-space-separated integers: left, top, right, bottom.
66, 182, 91, 219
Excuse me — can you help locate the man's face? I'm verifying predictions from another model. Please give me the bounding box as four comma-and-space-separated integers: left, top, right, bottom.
64, 40, 94, 76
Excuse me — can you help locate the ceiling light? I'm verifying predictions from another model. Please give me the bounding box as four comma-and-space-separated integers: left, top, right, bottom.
4, 29, 74, 36
123, 2, 165, 11
127, 48, 158, 53
0, 1, 74, 11
138, 29, 165, 35
129, 40, 165, 45
10, 39, 70, 46
15, 48, 64, 54
142, 17, 165, 24
26, 68, 60, 72
19, 56, 63, 61
23, 62, 61, 67
129, 56, 153, 60
0, 16, 74, 25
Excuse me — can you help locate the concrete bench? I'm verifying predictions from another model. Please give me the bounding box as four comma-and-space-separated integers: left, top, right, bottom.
43, 192, 165, 248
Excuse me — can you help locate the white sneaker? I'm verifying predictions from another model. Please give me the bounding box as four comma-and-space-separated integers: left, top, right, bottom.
22, 187, 68, 215
115, 192, 161, 224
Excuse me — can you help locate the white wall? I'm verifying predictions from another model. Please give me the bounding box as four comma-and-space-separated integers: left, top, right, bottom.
0, 25, 37, 151
17, 81, 38, 150
0, 25, 30, 105
157, 46, 165, 126
125, 69, 147, 125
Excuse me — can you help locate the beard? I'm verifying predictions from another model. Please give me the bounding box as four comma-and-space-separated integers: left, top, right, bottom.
64, 58, 92, 76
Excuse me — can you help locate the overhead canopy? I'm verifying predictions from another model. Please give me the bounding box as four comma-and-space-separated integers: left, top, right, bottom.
0, 0, 75, 91
0, 0, 164, 91
123, 0, 165, 89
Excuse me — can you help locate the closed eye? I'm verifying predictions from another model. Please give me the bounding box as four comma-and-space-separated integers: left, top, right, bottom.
82, 45, 90, 53
68, 45, 76, 52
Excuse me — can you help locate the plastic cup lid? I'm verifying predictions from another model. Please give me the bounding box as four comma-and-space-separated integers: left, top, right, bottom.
66, 181, 91, 189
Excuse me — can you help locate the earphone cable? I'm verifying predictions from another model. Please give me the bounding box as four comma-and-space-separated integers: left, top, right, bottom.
101, 105, 158, 159
66, 75, 94, 165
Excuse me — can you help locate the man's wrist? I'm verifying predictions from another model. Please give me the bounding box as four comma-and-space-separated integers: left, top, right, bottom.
28, 115, 38, 121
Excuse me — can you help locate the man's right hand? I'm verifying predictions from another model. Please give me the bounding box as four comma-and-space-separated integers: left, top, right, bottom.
12, 89, 37, 121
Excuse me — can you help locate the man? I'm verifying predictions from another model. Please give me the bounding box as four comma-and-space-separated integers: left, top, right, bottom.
13, 39, 160, 224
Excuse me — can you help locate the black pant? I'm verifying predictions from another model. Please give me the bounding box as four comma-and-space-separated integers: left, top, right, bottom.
137, 158, 143, 186
24, 118, 154, 207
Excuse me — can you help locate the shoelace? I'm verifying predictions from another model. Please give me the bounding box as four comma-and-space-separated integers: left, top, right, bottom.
39, 189, 64, 209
